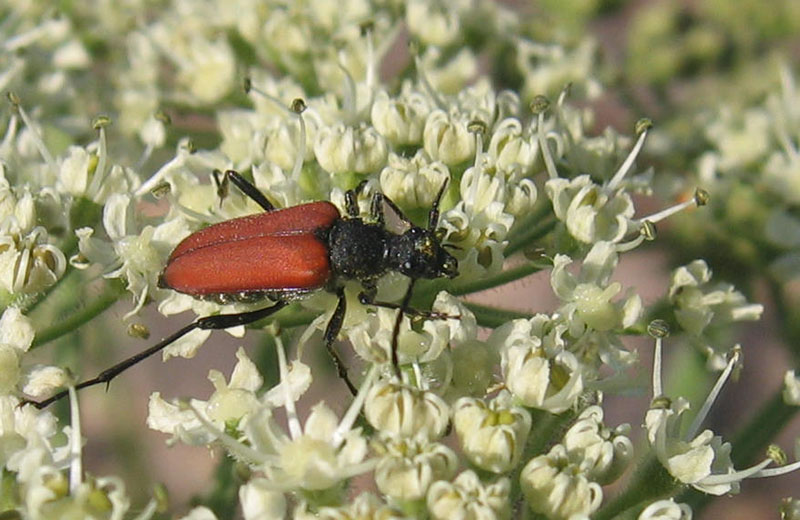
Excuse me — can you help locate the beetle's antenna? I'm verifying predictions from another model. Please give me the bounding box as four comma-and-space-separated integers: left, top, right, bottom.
22, 302, 288, 409
428, 178, 449, 230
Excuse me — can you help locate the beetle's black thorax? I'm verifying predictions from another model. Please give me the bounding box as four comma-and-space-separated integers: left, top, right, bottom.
325, 218, 391, 282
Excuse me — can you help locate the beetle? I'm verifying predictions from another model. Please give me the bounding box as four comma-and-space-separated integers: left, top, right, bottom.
27, 170, 458, 408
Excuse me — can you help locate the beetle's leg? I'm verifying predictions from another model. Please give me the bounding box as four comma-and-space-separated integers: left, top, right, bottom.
22, 301, 288, 409
322, 288, 358, 395
214, 169, 276, 212
344, 189, 359, 218
370, 191, 384, 225
344, 180, 370, 218
358, 292, 459, 320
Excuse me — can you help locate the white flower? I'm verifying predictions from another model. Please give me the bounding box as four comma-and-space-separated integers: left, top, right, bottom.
314, 123, 388, 175
516, 38, 602, 100
246, 401, 372, 491
645, 344, 781, 495
179, 506, 218, 520
264, 114, 319, 174
704, 106, 771, 172
176, 344, 378, 492
147, 393, 220, 447
364, 376, 450, 439
520, 444, 603, 520
239, 478, 286, 520
493, 316, 584, 413
551, 241, 642, 335
784, 370, 800, 406
139, 113, 167, 149
546, 174, 635, 243
261, 9, 310, 58
669, 259, 763, 368
541, 116, 657, 245
637, 499, 692, 520
0, 395, 58, 469
53, 39, 92, 69
453, 392, 531, 473
217, 109, 265, 167
176, 36, 236, 104
418, 47, 479, 95
57, 145, 93, 197
0, 226, 66, 296
427, 470, 510, 520
379, 151, 450, 211
294, 492, 407, 520
21, 474, 143, 520
21, 365, 70, 398
149, 348, 283, 444
443, 156, 523, 278
645, 398, 737, 495
423, 109, 475, 166
74, 193, 189, 318
406, 0, 460, 47
373, 433, 458, 501
371, 85, 433, 146
487, 117, 540, 175
0, 307, 34, 394
205, 348, 263, 424
562, 405, 633, 484
0, 306, 34, 351
53, 119, 140, 204
782, 498, 800, 520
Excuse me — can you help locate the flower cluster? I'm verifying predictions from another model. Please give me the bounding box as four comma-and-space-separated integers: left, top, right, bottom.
1, 1, 798, 519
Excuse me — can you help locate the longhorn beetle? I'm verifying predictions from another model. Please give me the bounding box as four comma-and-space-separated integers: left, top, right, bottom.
27, 170, 458, 408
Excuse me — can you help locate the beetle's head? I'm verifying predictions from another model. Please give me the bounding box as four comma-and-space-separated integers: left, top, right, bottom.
395, 226, 458, 280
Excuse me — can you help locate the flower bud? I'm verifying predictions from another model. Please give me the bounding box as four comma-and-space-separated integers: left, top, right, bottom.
453, 393, 531, 473
427, 471, 510, 520
373, 434, 458, 501
314, 123, 388, 175
423, 110, 475, 166
637, 499, 692, 520
562, 405, 633, 484
364, 378, 450, 439
520, 444, 603, 520
371, 88, 432, 146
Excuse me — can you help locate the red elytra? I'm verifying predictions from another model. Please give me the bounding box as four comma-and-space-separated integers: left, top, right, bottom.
161, 201, 340, 296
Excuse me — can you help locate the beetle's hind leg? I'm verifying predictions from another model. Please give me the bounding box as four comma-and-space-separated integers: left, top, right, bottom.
322, 288, 358, 395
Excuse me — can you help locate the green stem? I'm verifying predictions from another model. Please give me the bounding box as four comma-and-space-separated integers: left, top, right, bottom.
199, 456, 240, 518
21, 266, 79, 315
464, 302, 530, 328
31, 279, 126, 349
449, 262, 545, 296
768, 279, 800, 363
505, 219, 556, 257
505, 202, 557, 257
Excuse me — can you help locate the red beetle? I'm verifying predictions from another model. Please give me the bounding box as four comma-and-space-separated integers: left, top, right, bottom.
29, 170, 458, 408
